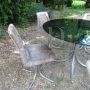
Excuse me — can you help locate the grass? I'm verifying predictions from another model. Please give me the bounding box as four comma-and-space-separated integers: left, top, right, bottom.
72, 0, 85, 8
55, 75, 64, 83
60, 0, 90, 18
60, 8, 90, 18
52, 0, 90, 42
0, 30, 5, 39
0, 25, 5, 39
42, 75, 64, 90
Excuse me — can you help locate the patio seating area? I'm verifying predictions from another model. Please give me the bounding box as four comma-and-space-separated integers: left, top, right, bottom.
1, 0, 90, 89
0, 12, 90, 90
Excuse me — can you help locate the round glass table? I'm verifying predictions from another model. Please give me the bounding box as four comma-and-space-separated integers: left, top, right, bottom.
43, 18, 90, 85
43, 18, 90, 43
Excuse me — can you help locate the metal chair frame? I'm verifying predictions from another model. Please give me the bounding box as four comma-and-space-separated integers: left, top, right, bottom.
76, 13, 90, 67
27, 65, 54, 90
37, 12, 77, 84
71, 13, 90, 88
8, 24, 56, 90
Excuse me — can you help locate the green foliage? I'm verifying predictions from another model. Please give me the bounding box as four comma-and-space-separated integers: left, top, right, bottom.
0, 30, 5, 39
55, 75, 64, 83
72, 0, 85, 8
65, 0, 73, 7
35, 2, 46, 12
0, 0, 35, 26
46, 0, 73, 8
0, 25, 5, 39
54, 0, 63, 4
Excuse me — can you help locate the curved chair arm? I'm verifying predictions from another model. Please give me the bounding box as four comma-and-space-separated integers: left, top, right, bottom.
83, 13, 90, 20
86, 60, 90, 75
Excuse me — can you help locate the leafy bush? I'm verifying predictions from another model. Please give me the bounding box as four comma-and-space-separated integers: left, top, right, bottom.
0, 0, 35, 26
54, 0, 65, 5
45, 0, 73, 8
0, 25, 5, 39
35, 2, 46, 12
72, 0, 85, 8
65, 0, 73, 7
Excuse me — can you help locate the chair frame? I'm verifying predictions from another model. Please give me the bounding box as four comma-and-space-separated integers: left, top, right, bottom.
76, 13, 90, 68
71, 13, 90, 85
37, 12, 77, 83
27, 65, 54, 90
8, 24, 56, 90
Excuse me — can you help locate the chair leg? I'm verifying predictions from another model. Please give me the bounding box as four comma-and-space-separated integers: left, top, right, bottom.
39, 71, 54, 83
71, 53, 76, 83
22, 67, 37, 90
37, 65, 54, 83
76, 45, 87, 68
24, 65, 54, 90
82, 82, 90, 90
79, 45, 84, 50
48, 27, 52, 48
27, 66, 38, 90
86, 87, 90, 90
28, 73, 37, 90
84, 46, 90, 55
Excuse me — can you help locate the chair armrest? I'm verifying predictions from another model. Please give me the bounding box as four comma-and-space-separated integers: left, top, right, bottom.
83, 13, 90, 20
86, 60, 90, 75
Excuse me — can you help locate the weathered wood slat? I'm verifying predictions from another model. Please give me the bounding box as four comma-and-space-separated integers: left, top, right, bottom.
8, 24, 55, 67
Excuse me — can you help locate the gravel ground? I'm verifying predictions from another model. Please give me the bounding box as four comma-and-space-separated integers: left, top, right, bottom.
0, 14, 90, 90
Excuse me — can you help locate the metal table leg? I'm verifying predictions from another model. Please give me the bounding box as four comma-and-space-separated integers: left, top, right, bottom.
71, 53, 76, 83
70, 43, 76, 83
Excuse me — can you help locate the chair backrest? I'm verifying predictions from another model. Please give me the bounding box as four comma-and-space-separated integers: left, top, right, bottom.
83, 13, 90, 20
8, 24, 23, 49
37, 12, 50, 31
8, 24, 30, 66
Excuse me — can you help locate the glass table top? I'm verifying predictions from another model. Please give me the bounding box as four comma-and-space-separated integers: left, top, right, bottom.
43, 18, 90, 43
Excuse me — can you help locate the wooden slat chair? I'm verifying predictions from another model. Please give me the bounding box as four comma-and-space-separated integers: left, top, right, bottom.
8, 24, 56, 90
37, 12, 76, 84
36, 11, 64, 48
